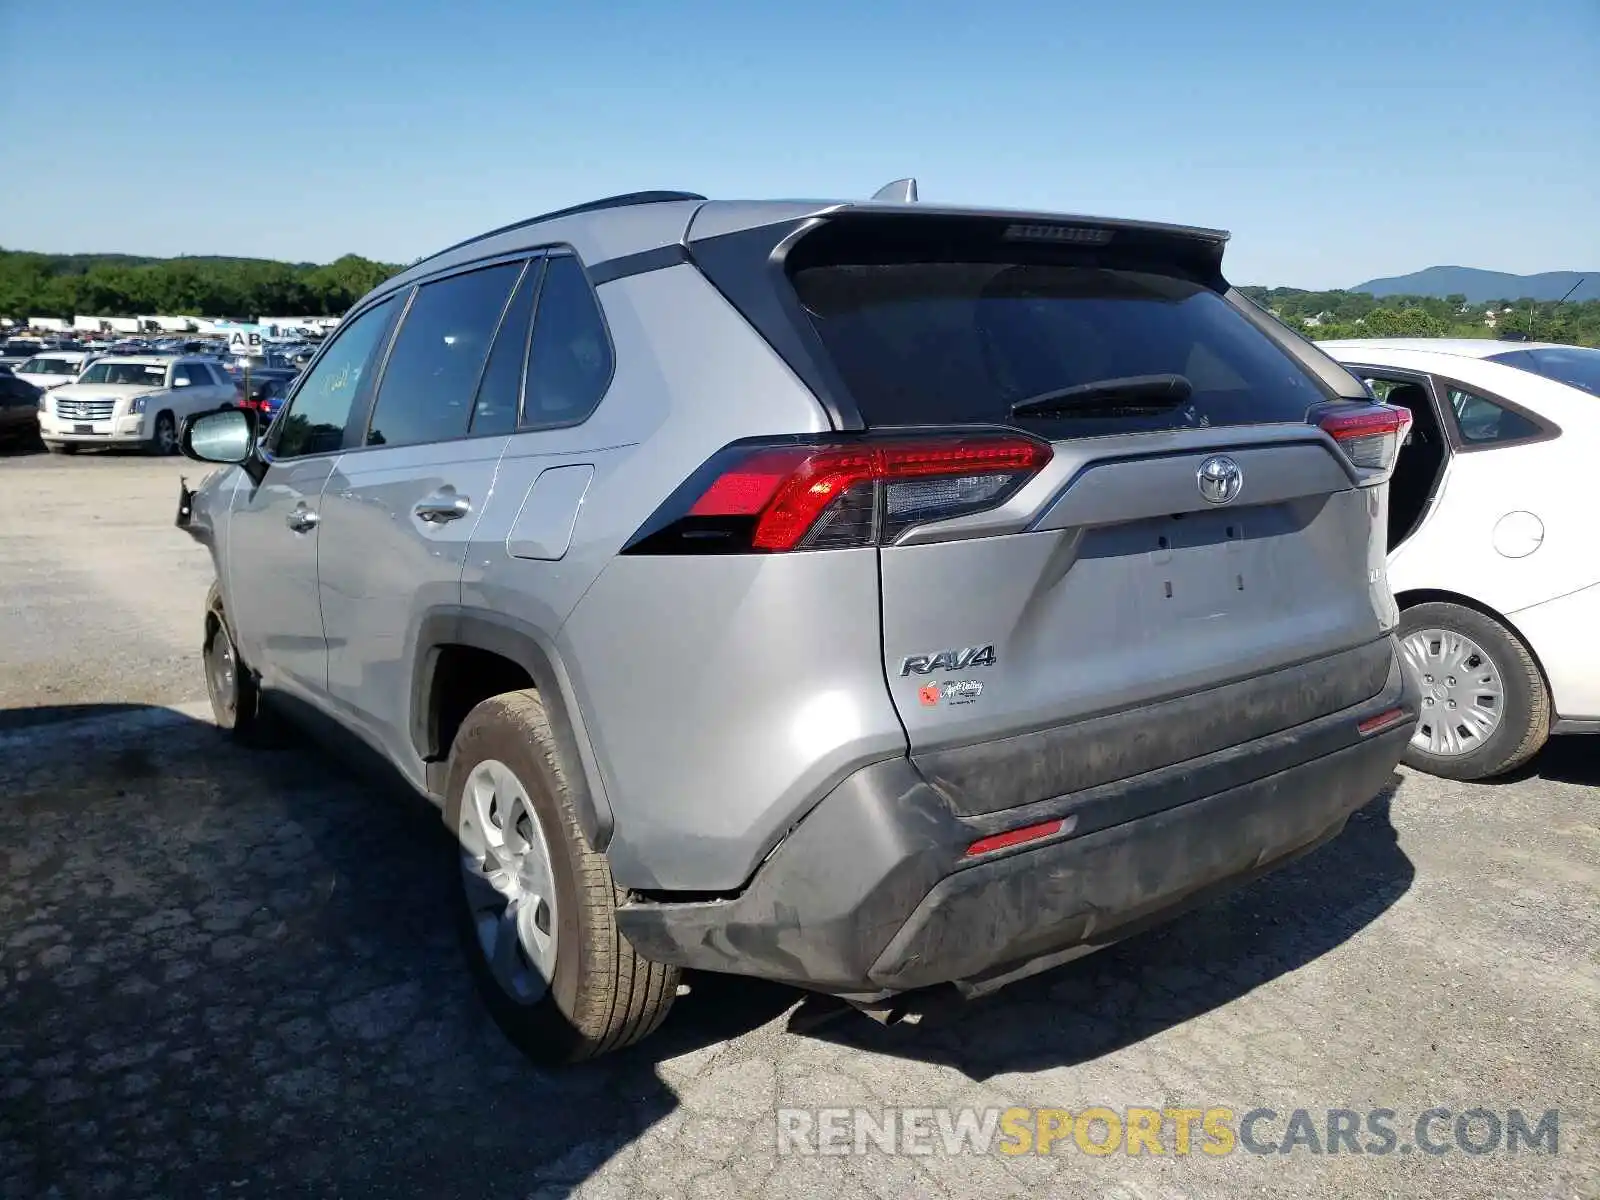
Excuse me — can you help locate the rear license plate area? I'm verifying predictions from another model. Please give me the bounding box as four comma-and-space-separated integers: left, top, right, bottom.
1147, 512, 1249, 618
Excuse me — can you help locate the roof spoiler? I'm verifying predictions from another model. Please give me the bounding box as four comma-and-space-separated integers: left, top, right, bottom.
871, 178, 918, 203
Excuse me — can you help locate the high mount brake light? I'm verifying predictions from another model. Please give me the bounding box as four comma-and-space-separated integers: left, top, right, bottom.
1314, 403, 1411, 472
629, 434, 1052, 554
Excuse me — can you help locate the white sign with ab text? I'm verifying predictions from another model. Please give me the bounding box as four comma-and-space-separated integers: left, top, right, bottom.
227, 329, 264, 356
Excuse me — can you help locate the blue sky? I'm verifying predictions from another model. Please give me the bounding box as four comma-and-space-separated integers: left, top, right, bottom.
3, 0, 1595, 287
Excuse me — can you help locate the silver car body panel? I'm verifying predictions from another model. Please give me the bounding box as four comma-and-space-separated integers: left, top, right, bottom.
317, 435, 509, 778
226, 457, 339, 701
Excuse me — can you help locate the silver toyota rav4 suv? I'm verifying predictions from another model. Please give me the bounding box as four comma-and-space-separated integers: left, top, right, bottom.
177, 188, 1419, 1063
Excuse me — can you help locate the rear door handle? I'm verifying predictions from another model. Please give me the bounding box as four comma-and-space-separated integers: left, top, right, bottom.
285, 506, 319, 533
414, 491, 471, 524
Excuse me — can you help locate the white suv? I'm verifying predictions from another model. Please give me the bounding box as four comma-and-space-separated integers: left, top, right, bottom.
41, 355, 237, 455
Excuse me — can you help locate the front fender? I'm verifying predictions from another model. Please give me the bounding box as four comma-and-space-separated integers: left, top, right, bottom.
178, 464, 242, 563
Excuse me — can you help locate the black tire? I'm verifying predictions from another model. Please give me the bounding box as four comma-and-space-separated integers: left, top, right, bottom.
146, 411, 178, 456
445, 690, 678, 1063
203, 585, 266, 740
1398, 601, 1550, 781
45, 442, 76, 455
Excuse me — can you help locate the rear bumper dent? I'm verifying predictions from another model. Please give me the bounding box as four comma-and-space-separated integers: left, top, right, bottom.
617, 642, 1417, 996
868, 728, 1405, 992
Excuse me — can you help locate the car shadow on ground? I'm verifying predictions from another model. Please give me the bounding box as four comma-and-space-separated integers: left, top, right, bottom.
1498, 736, 1600, 787
0, 704, 1414, 1197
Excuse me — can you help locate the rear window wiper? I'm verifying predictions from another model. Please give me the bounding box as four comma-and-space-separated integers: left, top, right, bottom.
1009, 373, 1193, 417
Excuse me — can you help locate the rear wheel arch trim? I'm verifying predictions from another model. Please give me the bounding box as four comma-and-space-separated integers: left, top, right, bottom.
411, 608, 614, 849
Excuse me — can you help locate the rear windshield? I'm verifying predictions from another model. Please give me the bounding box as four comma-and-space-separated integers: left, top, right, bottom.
790, 255, 1330, 435
1493, 346, 1600, 396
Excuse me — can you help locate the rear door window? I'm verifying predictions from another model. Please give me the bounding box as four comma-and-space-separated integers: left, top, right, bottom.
789, 252, 1328, 436
1443, 385, 1543, 446
365, 261, 522, 448
468, 257, 540, 436
521, 254, 613, 429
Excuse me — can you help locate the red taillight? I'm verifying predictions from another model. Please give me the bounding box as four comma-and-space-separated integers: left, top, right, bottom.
964, 818, 1066, 858
635, 434, 1052, 553
1315, 403, 1411, 472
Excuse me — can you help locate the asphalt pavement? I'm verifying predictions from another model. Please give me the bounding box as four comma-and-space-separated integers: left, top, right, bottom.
0, 446, 1595, 1199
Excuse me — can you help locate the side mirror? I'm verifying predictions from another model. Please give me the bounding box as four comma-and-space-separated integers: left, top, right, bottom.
173, 376, 191, 387
181, 407, 255, 464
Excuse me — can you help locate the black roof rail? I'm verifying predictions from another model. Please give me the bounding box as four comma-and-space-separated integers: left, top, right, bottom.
416, 190, 707, 267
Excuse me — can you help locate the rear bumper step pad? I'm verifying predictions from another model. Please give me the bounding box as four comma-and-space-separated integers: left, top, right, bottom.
915, 638, 1394, 816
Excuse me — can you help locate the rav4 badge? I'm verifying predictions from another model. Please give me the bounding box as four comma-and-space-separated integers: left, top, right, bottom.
899, 645, 996, 676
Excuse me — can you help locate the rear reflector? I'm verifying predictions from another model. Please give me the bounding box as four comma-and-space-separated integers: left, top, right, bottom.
630, 433, 1052, 554
1315, 403, 1412, 472
1357, 707, 1410, 736
964, 818, 1066, 858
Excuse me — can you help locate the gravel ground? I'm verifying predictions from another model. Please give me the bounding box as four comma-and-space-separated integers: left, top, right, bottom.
1, 447, 1595, 1200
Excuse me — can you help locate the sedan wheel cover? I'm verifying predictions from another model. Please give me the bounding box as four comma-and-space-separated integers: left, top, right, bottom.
458, 759, 559, 1004
1400, 627, 1505, 758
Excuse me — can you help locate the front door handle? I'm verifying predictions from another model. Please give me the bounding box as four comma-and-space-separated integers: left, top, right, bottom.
285, 506, 319, 533
414, 491, 471, 524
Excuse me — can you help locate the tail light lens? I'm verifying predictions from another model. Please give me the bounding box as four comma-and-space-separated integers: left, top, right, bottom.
1314, 403, 1412, 473
627, 433, 1052, 554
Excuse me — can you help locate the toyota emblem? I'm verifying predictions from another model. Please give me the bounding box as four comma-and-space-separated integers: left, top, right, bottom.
1196, 455, 1243, 505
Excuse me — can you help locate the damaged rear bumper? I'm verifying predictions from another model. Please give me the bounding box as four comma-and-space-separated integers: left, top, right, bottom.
616, 637, 1417, 999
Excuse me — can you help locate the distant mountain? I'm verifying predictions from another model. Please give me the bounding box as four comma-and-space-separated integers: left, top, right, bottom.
1353, 266, 1598, 304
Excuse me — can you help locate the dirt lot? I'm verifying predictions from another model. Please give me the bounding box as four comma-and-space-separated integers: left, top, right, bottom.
1, 447, 1596, 1199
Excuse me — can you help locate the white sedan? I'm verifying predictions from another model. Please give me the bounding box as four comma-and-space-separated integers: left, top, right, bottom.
1319, 338, 1599, 779
11, 350, 95, 392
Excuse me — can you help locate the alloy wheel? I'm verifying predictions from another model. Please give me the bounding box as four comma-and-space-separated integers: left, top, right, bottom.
457, 759, 559, 1004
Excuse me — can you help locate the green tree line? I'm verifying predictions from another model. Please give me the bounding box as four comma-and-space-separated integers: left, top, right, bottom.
5, 247, 1597, 347
1239, 287, 1600, 347
0, 249, 403, 321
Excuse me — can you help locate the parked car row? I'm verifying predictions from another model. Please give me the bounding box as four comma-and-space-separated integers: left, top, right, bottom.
0, 333, 309, 455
